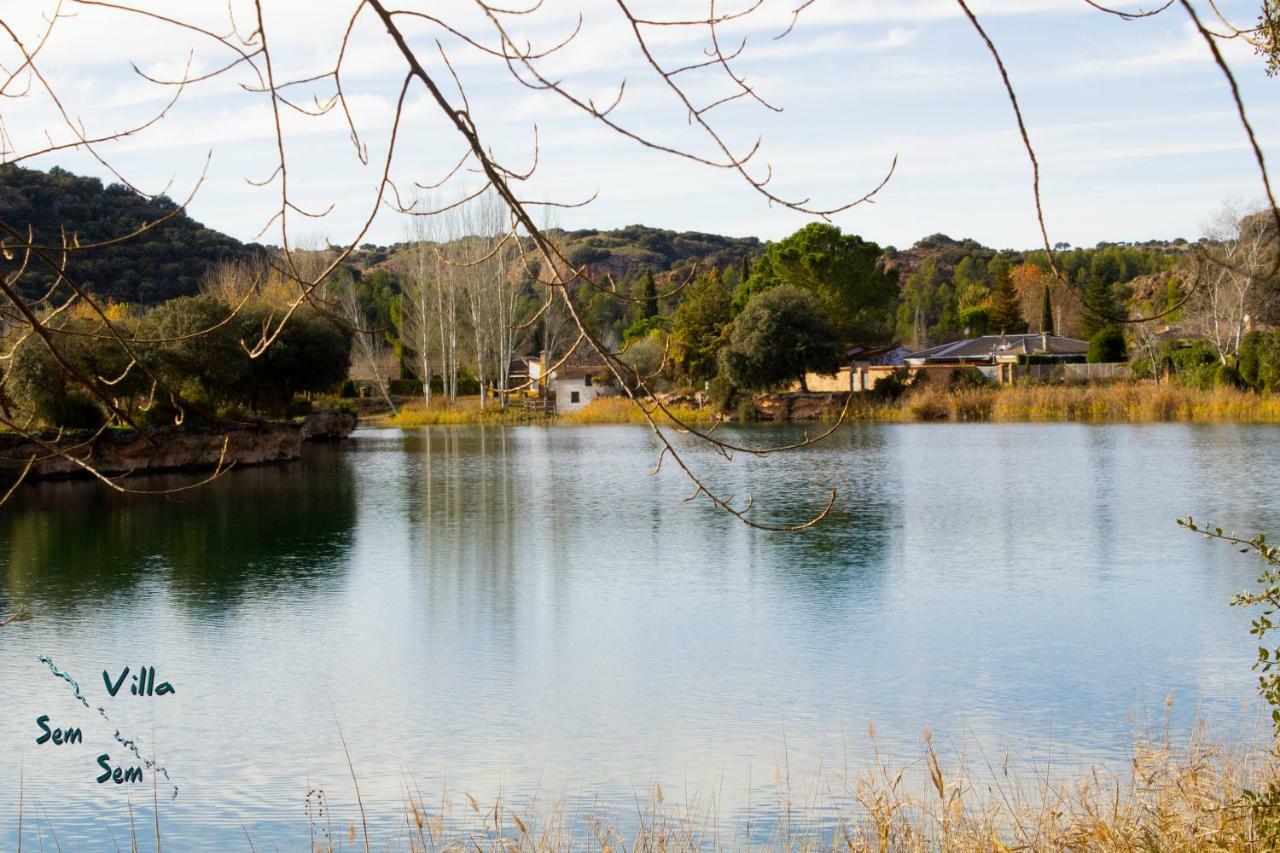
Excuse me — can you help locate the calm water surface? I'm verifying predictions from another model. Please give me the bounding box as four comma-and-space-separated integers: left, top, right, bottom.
0, 423, 1274, 849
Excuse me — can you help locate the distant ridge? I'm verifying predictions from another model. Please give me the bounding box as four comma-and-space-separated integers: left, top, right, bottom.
0, 165, 260, 304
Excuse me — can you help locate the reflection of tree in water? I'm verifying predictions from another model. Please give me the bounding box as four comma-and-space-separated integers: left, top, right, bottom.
0, 445, 357, 614
670, 422, 901, 607
399, 426, 524, 636
718, 425, 901, 610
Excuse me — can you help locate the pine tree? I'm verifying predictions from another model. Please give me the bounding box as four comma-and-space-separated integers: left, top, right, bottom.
1040, 285, 1054, 334
988, 259, 1028, 334
1081, 273, 1117, 339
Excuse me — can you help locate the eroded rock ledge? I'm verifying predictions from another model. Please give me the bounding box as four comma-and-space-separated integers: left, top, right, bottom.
0, 411, 355, 481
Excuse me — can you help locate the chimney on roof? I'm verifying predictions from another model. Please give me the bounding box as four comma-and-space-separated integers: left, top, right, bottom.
1041, 330, 1049, 351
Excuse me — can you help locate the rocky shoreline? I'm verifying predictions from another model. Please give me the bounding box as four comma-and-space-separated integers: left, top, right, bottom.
0, 410, 356, 482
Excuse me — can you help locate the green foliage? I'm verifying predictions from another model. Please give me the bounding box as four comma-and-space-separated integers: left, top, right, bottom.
707, 374, 736, 413
1, 165, 260, 304
895, 258, 940, 346
1179, 514, 1280, 846
1215, 362, 1247, 389
141, 295, 252, 404
1087, 327, 1127, 363
1257, 0, 1280, 77
44, 394, 107, 430
948, 366, 988, 390
870, 366, 911, 399
1236, 330, 1280, 392
618, 332, 666, 384
957, 305, 991, 336
735, 223, 898, 342
1081, 275, 1122, 340
388, 378, 424, 396
6, 296, 352, 426
988, 258, 1027, 334
670, 268, 733, 383
637, 270, 658, 321
1165, 341, 1221, 390
622, 314, 668, 343
1040, 286, 1054, 334
718, 285, 841, 391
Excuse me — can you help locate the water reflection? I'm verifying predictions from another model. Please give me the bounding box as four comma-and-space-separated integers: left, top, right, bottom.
0, 445, 357, 615
0, 423, 1275, 850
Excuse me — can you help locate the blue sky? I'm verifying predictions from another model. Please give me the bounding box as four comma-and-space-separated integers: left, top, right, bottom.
4, 0, 1277, 250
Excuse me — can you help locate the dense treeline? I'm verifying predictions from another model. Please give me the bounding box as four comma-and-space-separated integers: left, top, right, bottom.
0, 165, 260, 304
6, 165, 1276, 428
3, 291, 352, 430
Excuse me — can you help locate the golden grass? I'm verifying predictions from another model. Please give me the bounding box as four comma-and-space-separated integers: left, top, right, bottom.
558, 396, 722, 426
380, 397, 549, 427
847, 383, 1280, 424
374, 395, 722, 428
306, 720, 1280, 852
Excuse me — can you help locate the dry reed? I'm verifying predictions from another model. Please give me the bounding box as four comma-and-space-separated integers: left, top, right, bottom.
847, 383, 1280, 425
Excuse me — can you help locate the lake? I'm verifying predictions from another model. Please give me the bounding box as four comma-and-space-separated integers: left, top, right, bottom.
0, 422, 1273, 849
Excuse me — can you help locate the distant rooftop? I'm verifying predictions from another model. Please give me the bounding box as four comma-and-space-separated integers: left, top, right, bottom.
907, 333, 1088, 363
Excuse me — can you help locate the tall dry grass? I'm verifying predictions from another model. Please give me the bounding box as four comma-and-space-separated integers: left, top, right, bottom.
850, 383, 1280, 425
258, 721, 1280, 851
381, 398, 548, 427
376, 396, 722, 428
558, 396, 722, 427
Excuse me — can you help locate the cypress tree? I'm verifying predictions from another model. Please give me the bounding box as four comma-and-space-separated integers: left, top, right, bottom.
1040, 285, 1054, 334
639, 269, 658, 321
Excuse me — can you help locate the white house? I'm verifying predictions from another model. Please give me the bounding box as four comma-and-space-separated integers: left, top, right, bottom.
548, 364, 616, 414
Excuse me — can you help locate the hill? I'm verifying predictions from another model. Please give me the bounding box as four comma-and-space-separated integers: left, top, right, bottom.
0, 165, 260, 304
362, 224, 762, 286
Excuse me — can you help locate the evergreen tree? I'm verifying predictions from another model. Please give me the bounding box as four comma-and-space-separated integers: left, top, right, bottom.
988, 258, 1028, 334
670, 268, 733, 383
1040, 285, 1054, 334
639, 269, 658, 321
1081, 274, 1118, 339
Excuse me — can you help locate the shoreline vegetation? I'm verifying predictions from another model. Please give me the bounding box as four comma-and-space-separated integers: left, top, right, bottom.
13, 720, 1279, 851
364, 383, 1280, 429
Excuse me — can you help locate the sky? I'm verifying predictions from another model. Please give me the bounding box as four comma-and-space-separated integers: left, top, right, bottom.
2, 0, 1277, 251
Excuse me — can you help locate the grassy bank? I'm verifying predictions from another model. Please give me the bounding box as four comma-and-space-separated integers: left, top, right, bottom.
369, 395, 722, 428
368, 384, 1280, 429
378, 397, 549, 427
845, 382, 1280, 424
557, 396, 721, 426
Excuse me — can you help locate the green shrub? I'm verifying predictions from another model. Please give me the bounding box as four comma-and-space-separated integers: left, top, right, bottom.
948, 366, 988, 390
1087, 327, 1127, 363
708, 374, 736, 412
388, 378, 424, 397
1215, 362, 1247, 389
1166, 341, 1219, 391
339, 378, 359, 398
41, 395, 106, 430
286, 398, 314, 418
869, 368, 911, 401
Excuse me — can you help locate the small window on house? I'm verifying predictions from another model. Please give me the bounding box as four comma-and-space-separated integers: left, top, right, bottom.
570, 391, 580, 404
584, 374, 592, 387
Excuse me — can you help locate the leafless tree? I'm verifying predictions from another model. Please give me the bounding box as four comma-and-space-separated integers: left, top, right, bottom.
1188, 203, 1277, 364
335, 269, 396, 413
